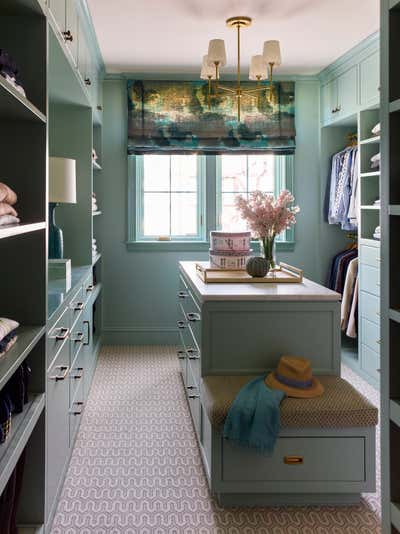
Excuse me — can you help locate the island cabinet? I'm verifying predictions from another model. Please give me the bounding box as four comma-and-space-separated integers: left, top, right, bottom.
46, 266, 102, 524
177, 262, 377, 506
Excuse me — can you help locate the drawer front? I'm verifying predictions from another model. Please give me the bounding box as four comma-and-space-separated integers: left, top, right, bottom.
69, 378, 84, 447
360, 291, 380, 325
178, 276, 202, 347
360, 264, 380, 297
47, 307, 71, 369
360, 344, 381, 382
177, 335, 187, 385
361, 317, 381, 353
69, 344, 84, 407
222, 436, 365, 482
46, 337, 70, 518
360, 244, 380, 268
186, 360, 201, 437
69, 286, 85, 327
187, 352, 201, 388
82, 273, 94, 304
70, 315, 85, 363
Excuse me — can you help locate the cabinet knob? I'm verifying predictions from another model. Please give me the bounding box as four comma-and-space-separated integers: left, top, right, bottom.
85, 78, 92, 86
62, 30, 73, 42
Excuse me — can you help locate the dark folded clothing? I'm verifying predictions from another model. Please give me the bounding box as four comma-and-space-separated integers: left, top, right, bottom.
0, 329, 17, 354
0, 50, 18, 75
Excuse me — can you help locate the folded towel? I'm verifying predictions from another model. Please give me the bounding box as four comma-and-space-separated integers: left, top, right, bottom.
223, 375, 285, 455
0, 183, 17, 205
0, 215, 19, 226
372, 122, 380, 135
0, 319, 19, 344
0, 203, 17, 217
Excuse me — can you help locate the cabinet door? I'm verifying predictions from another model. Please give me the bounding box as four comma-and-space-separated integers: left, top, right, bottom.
65, 0, 78, 65
46, 338, 70, 520
78, 21, 88, 84
360, 51, 380, 107
321, 79, 337, 125
337, 66, 358, 118
82, 305, 95, 399
49, 0, 66, 33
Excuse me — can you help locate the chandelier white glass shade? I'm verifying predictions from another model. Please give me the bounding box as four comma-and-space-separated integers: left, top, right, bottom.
200, 16, 282, 121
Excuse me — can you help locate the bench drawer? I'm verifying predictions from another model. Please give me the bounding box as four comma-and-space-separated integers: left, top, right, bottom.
360, 291, 380, 325
222, 436, 365, 482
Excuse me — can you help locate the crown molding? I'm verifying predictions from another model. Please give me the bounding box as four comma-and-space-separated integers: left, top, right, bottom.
104, 72, 319, 82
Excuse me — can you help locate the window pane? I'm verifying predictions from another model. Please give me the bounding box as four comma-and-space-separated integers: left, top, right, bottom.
171, 193, 197, 236
220, 193, 248, 232
248, 155, 275, 192
171, 155, 197, 192
143, 193, 169, 236
143, 155, 170, 192
221, 155, 247, 192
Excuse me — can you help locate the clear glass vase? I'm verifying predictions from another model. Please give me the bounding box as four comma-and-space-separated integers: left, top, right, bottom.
260, 236, 277, 270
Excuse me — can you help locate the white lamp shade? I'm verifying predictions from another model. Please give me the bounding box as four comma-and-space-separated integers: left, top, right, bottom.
263, 40, 282, 66
49, 157, 77, 204
207, 39, 227, 67
200, 55, 216, 79
249, 55, 267, 80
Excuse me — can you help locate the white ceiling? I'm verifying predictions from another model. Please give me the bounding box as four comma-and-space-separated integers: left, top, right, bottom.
87, 0, 379, 75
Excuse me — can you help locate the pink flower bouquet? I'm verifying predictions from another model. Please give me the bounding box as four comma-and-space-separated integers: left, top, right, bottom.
235, 190, 300, 269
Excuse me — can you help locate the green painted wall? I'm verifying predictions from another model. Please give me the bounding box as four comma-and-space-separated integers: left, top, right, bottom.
98, 78, 341, 344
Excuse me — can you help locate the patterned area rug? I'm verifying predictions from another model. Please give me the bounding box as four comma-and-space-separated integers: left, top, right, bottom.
51, 346, 381, 534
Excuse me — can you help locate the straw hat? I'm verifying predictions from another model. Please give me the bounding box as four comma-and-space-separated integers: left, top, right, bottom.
265, 355, 324, 398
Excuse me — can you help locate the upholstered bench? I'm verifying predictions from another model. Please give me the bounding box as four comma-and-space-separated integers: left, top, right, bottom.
197, 375, 378, 507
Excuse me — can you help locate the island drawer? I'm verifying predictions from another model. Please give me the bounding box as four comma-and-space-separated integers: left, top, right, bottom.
222, 436, 365, 483
186, 361, 201, 438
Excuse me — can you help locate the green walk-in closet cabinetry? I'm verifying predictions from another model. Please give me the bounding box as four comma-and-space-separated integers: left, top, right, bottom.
0, 0, 104, 532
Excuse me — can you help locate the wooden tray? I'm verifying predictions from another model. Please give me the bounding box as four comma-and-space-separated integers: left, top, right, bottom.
196, 262, 303, 284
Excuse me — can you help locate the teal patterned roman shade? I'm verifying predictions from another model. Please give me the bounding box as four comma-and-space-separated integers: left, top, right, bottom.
127, 80, 295, 154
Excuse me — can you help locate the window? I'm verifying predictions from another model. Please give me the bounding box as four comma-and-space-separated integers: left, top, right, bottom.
130, 153, 294, 247
216, 154, 294, 242
135, 155, 205, 241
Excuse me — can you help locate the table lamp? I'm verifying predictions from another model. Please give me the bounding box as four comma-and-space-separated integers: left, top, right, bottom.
49, 157, 76, 259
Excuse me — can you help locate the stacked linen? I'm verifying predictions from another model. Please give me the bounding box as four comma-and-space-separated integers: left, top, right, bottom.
92, 238, 98, 256
373, 226, 381, 240
0, 49, 26, 97
0, 183, 19, 227
209, 231, 251, 270
0, 318, 19, 358
92, 192, 99, 212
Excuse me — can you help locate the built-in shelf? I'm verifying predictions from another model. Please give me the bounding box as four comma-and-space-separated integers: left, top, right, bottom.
360, 171, 380, 177
0, 393, 45, 496
0, 326, 45, 392
92, 211, 102, 216
392, 502, 400, 532
0, 222, 46, 240
390, 400, 400, 428
361, 205, 380, 210
389, 308, 400, 324
2, 0, 45, 15
92, 161, 102, 171
92, 252, 101, 265
389, 205, 400, 216
390, 98, 400, 114
360, 135, 380, 145
0, 76, 46, 123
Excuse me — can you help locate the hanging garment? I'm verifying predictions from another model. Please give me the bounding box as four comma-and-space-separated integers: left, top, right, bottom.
348, 149, 359, 226
328, 248, 358, 293
346, 276, 359, 338
341, 257, 358, 330
327, 147, 358, 230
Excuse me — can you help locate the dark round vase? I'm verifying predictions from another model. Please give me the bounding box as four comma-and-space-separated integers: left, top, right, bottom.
246, 256, 269, 278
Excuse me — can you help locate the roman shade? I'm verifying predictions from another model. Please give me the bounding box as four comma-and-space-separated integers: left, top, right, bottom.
127, 80, 296, 154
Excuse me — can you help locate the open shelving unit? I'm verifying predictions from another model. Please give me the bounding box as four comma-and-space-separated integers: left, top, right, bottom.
381, 0, 400, 531
0, 0, 47, 530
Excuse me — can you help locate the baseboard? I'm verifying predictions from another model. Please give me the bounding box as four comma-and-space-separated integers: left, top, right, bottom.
102, 326, 178, 345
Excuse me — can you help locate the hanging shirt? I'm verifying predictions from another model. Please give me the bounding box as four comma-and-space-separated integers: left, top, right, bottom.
327, 147, 358, 231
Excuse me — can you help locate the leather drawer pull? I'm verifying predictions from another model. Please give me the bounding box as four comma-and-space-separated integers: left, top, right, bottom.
177, 350, 186, 360
178, 291, 188, 299
177, 321, 186, 330
284, 456, 303, 465
73, 302, 84, 311
187, 312, 201, 322
50, 365, 69, 381
55, 327, 69, 341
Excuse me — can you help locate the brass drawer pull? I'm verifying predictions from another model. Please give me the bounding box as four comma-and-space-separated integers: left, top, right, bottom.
187, 312, 201, 322
72, 302, 84, 311
284, 455, 303, 465
177, 349, 186, 360
71, 367, 84, 380
50, 365, 69, 381
178, 291, 189, 299
86, 284, 94, 292
55, 327, 69, 341
177, 320, 186, 330
71, 332, 84, 343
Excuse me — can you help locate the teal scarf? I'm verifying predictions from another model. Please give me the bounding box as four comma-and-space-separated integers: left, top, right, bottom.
223, 376, 285, 454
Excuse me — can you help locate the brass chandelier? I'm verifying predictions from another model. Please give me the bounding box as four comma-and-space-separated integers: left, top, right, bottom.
200, 16, 282, 122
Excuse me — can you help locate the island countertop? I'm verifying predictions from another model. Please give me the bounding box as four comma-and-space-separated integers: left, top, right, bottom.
179, 261, 341, 303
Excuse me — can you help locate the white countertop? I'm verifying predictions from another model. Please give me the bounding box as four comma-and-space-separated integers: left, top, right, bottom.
179, 261, 341, 302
